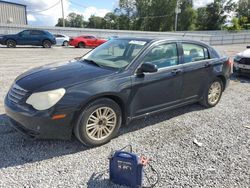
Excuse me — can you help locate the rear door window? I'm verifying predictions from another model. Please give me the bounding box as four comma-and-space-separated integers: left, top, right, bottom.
30, 30, 43, 35
182, 43, 209, 64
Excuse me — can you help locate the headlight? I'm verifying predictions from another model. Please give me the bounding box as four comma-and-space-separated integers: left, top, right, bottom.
234, 55, 241, 62
26, 88, 66, 110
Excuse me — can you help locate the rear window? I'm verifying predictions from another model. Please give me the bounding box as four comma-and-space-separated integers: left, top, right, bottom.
182, 43, 209, 63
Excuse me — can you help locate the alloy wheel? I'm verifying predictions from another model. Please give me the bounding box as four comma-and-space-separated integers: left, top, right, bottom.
63, 41, 68, 46
43, 41, 51, 48
7, 40, 16, 48
208, 81, 222, 105
85, 107, 117, 141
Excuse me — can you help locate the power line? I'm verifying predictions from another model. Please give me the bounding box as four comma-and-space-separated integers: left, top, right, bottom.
68, 0, 87, 9
27, 0, 61, 13
135, 14, 169, 19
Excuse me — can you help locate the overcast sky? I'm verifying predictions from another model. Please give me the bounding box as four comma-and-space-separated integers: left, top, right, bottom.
4, 0, 218, 26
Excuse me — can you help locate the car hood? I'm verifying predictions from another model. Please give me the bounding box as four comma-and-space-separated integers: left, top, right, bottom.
237, 49, 250, 58
15, 59, 116, 92
1, 34, 16, 38
98, 39, 107, 42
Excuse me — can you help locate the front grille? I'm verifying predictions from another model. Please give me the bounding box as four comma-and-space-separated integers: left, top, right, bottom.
8, 84, 28, 104
239, 58, 250, 65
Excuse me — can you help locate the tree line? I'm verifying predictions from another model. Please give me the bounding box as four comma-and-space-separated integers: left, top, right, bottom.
55, 0, 250, 31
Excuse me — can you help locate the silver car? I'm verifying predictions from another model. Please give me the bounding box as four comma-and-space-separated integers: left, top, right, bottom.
234, 46, 250, 75
54, 34, 70, 46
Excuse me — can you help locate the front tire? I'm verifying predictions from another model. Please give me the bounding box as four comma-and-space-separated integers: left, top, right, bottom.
43, 40, 52, 48
200, 78, 223, 108
74, 98, 122, 146
6, 39, 16, 48
78, 42, 85, 48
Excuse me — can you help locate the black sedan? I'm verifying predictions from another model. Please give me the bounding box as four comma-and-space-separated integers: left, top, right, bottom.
4, 38, 232, 146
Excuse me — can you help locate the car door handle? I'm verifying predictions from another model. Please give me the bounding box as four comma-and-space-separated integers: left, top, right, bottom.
205, 62, 212, 67
171, 69, 183, 74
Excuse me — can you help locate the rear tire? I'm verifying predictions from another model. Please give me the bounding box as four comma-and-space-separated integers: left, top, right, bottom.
74, 98, 122, 147
63, 41, 68, 46
200, 78, 223, 108
6, 39, 16, 48
78, 42, 85, 48
43, 40, 52, 48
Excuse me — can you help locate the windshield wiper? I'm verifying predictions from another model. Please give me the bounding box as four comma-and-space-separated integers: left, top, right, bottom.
82, 59, 101, 67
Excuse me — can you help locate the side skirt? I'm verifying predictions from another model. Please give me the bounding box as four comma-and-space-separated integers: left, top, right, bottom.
126, 98, 201, 125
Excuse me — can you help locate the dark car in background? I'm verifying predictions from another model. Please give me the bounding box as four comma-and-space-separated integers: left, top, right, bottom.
234, 46, 250, 75
69, 35, 107, 48
0, 30, 56, 48
4, 38, 232, 146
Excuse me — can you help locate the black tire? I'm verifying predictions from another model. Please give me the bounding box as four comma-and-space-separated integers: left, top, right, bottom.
200, 78, 223, 108
43, 40, 52, 48
78, 42, 85, 48
63, 41, 68, 46
6, 39, 16, 48
74, 98, 122, 146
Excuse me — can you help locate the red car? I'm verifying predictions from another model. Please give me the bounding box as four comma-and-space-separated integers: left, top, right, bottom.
69, 35, 107, 48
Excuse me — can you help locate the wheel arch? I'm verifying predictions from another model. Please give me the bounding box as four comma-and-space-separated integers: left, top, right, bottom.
63, 40, 68, 45
42, 39, 52, 43
216, 75, 226, 91
5, 38, 17, 45
72, 94, 127, 130
78, 41, 86, 46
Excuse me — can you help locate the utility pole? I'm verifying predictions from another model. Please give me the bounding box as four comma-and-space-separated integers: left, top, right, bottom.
61, 0, 65, 27
175, 0, 181, 31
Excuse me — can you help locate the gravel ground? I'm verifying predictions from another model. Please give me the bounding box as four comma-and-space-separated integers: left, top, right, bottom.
0, 44, 249, 188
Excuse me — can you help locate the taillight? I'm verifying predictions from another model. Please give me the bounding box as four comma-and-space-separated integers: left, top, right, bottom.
226, 59, 233, 74
226, 59, 233, 66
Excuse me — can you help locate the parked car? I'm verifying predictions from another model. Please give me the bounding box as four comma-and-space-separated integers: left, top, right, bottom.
0, 30, 56, 48
233, 46, 250, 75
5, 38, 232, 146
69, 35, 107, 48
108, 36, 119, 40
54, 34, 70, 46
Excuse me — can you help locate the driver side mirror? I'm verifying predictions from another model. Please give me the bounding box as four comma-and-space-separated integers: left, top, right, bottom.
137, 62, 158, 74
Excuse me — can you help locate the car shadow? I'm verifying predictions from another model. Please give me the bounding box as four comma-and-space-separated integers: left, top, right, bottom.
86, 172, 114, 188
0, 103, 204, 169
0, 114, 88, 169
231, 74, 250, 83
0, 46, 44, 49
120, 103, 204, 136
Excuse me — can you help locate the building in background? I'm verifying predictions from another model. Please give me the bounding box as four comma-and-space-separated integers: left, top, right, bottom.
0, 0, 27, 25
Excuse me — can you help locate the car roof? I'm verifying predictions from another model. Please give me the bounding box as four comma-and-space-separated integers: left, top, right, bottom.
54, 34, 66, 36
80, 35, 95, 37
117, 37, 210, 47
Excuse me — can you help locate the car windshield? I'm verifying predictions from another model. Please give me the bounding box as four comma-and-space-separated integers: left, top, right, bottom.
81, 39, 148, 69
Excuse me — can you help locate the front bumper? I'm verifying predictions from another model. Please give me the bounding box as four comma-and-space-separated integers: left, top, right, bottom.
0, 38, 4, 45
52, 40, 57, 45
4, 97, 75, 140
69, 40, 78, 47
234, 63, 250, 75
